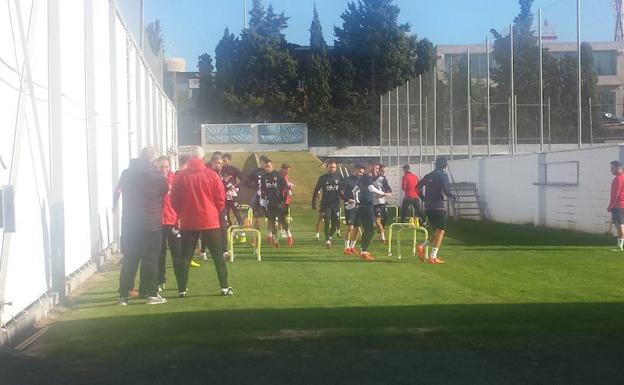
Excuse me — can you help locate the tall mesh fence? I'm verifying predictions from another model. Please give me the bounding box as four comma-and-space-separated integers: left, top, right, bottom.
381, 1, 624, 162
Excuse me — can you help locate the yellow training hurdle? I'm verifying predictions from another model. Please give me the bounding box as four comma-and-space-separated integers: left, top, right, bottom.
386, 218, 428, 260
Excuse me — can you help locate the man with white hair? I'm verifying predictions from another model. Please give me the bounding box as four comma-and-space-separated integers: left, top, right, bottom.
117, 146, 168, 305
171, 146, 233, 297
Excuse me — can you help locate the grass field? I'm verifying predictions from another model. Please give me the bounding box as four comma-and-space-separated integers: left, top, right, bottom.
3, 208, 624, 384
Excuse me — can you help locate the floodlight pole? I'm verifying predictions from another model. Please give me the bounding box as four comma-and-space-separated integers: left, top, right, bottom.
510, 24, 515, 154
539, 8, 544, 152
450, 56, 454, 160
407, 80, 411, 164
379, 95, 383, 164
486, 36, 491, 157
577, 0, 582, 148
388, 90, 391, 168
589, 96, 593, 146
425, 98, 428, 166
396, 87, 400, 168
508, 97, 512, 155
433, 66, 437, 160
467, 48, 472, 159
419, 75, 423, 175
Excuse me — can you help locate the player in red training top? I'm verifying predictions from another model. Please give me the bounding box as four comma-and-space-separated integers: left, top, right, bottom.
608, 160, 624, 251
279, 163, 294, 246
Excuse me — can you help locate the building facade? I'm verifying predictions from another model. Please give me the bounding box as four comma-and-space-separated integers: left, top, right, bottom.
436, 41, 624, 117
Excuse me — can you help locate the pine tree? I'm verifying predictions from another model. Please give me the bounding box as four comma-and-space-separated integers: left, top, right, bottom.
333, 0, 427, 140
305, 4, 331, 113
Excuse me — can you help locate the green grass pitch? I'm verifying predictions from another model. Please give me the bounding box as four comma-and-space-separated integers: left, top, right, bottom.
3, 208, 624, 384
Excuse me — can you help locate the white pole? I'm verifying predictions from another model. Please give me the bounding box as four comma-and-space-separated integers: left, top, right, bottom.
513, 95, 518, 154
433, 66, 437, 160
388, 90, 391, 167
508, 97, 512, 155
589, 96, 593, 146
510, 24, 515, 155
467, 48, 472, 159
425, 98, 428, 166
577, 0, 582, 148
379, 95, 383, 164
407, 81, 411, 164
419, 75, 423, 175
396, 87, 400, 168
548, 97, 552, 151
539, 8, 544, 152
450, 56, 454, 160
486, 36, 491, 157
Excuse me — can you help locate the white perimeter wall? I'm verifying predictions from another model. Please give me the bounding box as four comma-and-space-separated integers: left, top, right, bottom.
0, 0, 176, 325
387, 145, 623, 234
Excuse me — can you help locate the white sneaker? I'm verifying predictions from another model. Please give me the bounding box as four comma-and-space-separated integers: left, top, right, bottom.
223, 251, 232, 261
221, 287, 234, 296
178, 291, 187, 298
146, 294, 167, 305
315, 233, 320, 241
200, 252, 208, 261
325, 240, 332, 248
117, 298, 128, 306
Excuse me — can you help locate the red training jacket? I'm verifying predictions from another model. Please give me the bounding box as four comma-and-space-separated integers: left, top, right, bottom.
162, 171, 177, 226
402, 171, 420, 199
171, 158, 225, 230
282, 174, 292, 205
609, 172, 624, 210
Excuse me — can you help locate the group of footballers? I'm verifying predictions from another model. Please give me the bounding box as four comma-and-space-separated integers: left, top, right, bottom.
209, 153, 453, 264
311, 157, 453, 263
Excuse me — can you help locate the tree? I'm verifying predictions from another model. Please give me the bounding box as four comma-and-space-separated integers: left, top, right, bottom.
490, 0, 541, 141
196, 53, 216, 122
146, 20, 163, 55
304, 3, 332, 113
214, 0, 297, 122
333, 0, 429, 140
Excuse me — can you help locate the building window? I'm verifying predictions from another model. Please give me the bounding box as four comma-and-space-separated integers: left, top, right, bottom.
599, 91, 616, 114
444, 53, 495, 78
593, 51, 617, 76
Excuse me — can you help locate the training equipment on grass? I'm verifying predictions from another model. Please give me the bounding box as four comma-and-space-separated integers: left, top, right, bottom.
228, 226, 262, 261
226, 205, 262, 261
387, 217, 428, 260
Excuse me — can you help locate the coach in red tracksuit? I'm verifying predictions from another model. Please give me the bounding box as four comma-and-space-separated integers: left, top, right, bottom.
171, 147, 233, 297
400, 164, 425, 223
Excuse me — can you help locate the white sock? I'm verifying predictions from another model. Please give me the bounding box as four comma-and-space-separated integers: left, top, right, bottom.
350, 240, 357, 248
618, 239, 623, 248
345, 241, 349, 248
380, 231, 386, 241
315, 232, 320, 238
422, 240, 430, 247
287, 230, 292, 236
431, 247, 439, 258
268, 232, 273, 238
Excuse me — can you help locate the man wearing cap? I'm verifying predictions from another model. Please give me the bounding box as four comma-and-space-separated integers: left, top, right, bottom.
416, 156, 455, 264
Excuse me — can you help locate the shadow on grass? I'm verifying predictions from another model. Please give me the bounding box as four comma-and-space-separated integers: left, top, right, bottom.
4, 302, 624, 385
448, 219, 611, 247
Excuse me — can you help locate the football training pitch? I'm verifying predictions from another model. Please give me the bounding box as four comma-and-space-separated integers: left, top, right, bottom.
3, 208, 624, 385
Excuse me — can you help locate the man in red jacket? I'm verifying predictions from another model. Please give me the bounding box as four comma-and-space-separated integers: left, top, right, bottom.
608, 160, 624, 251
171, 146, 232, 297
400, 164, 425, 224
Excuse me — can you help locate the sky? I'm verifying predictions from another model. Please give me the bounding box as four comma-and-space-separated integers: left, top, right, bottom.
118, 0, 618, 72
